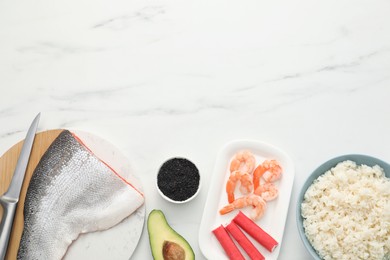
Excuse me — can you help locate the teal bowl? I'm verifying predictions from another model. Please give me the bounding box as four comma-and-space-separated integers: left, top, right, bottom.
296, 154, 390, 259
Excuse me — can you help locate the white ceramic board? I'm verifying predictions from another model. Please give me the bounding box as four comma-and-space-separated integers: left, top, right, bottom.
64, 130, 145, 260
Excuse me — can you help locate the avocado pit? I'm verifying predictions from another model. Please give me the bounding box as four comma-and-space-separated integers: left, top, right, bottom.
163, 241, 185, 260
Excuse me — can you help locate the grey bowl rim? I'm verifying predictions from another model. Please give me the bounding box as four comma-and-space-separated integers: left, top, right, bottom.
296, 154, 390, 260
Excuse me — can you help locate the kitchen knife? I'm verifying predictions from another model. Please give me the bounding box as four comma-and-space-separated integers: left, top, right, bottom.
0, 113, 40, 260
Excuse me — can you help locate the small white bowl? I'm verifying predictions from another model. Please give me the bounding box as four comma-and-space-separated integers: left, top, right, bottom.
156, 157, 201, 204
156, 181, 201, 204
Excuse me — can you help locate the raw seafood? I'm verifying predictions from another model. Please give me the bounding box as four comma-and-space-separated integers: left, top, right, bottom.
17, 130, 144, 259
219, 194, 266, 221
225, 170, 253, 203
254, 182, 279, 201
253, 159, 282, 190
221, 151, 282, 219
229, 150, 256, 174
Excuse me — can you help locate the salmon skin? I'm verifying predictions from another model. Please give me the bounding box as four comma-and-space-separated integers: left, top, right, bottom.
17, 130, 144, 259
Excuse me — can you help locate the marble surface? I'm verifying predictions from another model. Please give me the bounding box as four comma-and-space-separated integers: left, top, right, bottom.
1, 0, 390, 259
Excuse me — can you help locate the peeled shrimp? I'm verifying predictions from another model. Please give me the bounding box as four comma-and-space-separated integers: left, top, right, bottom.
219, 194, 267, 220
254, 182, 279, 201
253, 159, 282, 190
230, 150, 256, 174
226, 170, 253, 203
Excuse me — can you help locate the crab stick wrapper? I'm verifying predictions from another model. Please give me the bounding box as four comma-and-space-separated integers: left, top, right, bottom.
212, 225, 245, 260
225, 221, 265, 260
233, 211, 278, 252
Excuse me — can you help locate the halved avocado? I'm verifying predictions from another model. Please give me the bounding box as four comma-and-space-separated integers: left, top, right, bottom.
147, 209, 195, 260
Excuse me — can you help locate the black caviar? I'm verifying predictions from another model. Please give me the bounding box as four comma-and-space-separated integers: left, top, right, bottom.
157, 158, 200, 202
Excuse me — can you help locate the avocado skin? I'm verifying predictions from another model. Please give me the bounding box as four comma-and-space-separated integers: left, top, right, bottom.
147, 209, 195, 260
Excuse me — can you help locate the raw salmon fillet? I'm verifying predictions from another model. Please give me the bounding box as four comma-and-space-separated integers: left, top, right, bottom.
17, 130, 144, 259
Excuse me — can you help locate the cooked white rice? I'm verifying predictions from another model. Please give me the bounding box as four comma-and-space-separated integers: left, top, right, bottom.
301, 160, 390, 260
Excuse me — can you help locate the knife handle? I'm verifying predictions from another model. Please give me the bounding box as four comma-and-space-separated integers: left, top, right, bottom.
0, 196, 17, 260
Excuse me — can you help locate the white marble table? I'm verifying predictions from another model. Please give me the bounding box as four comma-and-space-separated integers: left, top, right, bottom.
1, 0, 390, 259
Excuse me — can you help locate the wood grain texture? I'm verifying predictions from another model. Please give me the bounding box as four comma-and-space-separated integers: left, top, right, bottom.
0, 129, 63, 259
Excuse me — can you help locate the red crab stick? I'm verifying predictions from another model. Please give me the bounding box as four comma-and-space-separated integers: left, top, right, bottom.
225, 221, 265, 260
233, 211, 278, 252
212, 225, 245, 260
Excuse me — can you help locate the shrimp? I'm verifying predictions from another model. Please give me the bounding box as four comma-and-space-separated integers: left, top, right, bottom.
253, 163, 266, 191
253, 159, 282, 189
226, 170, 253, 203
229, 150, 256, 174
254, 182, 279, 201
219, 194, 267, 221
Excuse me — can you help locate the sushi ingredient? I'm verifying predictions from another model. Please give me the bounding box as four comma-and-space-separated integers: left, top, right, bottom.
147, 209, 194, 260
226, 170, 253, 203
253, 159, 282, 190
225, 221, 265, 260
212, 225, 245, 260
301, 160, 390, 259
157, 158, 200, 202
229, 150, 256, 174
17, 130, 144, 259
224, 151, 282, 218
220, 194, 266, 221
233, 211, 278, 252
254, 182, 279, 201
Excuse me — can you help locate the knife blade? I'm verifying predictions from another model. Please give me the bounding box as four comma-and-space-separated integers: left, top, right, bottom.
0, 113, 40, 260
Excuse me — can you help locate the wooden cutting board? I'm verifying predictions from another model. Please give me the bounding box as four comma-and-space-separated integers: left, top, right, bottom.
0, 129, 63, 259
